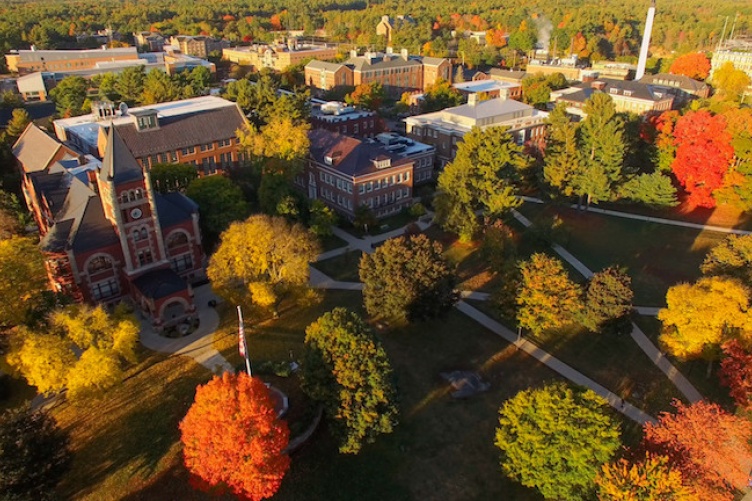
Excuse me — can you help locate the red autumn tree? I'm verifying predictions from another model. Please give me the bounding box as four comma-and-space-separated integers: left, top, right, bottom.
643, 399, 752, 501
180, 372, 290, 501
671, 110, 734, 208
669, 52, 712, 80
719, 340, 752, 410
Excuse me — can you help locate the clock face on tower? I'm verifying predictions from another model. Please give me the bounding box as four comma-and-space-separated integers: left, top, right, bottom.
130, 208, 143, 219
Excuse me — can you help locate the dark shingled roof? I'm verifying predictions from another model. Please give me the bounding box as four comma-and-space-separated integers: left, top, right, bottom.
28, 169, 67, 218
562, 78, 672, 104
346, 54, 423, 72
488, 68, 527, 81
114, 106, 246, 158
132, 268, 188, 300
640, 73, 710, 93
71, 197, 120, 253
155, 192, 198, 228
308, 129, 410, 178
100, 126, 145, 185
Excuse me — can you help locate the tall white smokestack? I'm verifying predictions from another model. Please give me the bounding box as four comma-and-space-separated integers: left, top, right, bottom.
635, 0, 656, 80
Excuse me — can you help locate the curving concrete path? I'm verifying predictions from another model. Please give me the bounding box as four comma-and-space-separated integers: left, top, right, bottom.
511, 209, 703, 403
138, 284, 234, 374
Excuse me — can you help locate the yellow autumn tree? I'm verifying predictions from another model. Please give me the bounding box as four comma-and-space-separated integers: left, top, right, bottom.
207, 214, 320, 314
658, 276, 752, 360
595, 454, 698, 501
8, 304, 139, 398
0, 237, 48, 328
237, 117, 310, 165
516, 253, 583, 336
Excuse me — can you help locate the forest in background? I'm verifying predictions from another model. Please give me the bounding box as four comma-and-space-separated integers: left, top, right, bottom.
0, 0, 750, 70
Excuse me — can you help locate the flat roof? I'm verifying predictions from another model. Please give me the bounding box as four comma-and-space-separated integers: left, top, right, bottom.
452, 80, 519, 93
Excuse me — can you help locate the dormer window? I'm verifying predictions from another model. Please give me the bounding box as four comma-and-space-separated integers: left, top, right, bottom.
133, 110, 159, 131
372, 157, 391, 169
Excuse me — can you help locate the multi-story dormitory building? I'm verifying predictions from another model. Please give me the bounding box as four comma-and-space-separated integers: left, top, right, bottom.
298, 130, 435, 220
14, 124, 207, 330
52, 96, 248, 175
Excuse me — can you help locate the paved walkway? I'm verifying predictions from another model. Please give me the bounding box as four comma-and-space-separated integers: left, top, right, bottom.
455, 301, 654, 424
138, 284, 234, 374
520, 195, 752, 235
511, 209, 703, 403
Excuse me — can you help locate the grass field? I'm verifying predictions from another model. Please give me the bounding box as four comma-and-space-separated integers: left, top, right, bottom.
311, 250, 363, 282
516, 203, 729, 305
49, 289, 647, 501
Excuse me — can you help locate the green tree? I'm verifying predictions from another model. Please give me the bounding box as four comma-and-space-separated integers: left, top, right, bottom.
207, 214, 320, 313
495, 383, 621, 500
522, 75, 552, 109
188, 65, 212, 95
421, 79, 463, 113
574, 93, 625, 207
115, 66, 146, 105
301, 308, 398, 454
0, 406, 71, 501
141, 70, 182, 104
0, 191, 26, 239
359, 234, 458, 322
49, 76, 88, 116
148, 162, 198, 193
186, 175, 249, 244
95, 72, 120, 102
543, 103, 583, 196
345, 82, 385, 111
309, 199, 337, 237
517, 253, 582, 336
618, 172, 678, 208
8, 304, 139, 398
0, 237, 47, 328
224, 78, 257, 113
435, 126, 531, 241
701, 234, 752, 284
5, 108, 30, 141
582, 266, 634, 333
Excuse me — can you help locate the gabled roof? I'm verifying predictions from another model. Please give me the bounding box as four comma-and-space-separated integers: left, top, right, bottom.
156, 192, 198, 228
13, 124, 65, 173
132, 268, 189, 300
640, 73, 710, 93
420, 56, 448, 66
306, 60, 348, 72
308, 129, 412, 178
39, 176, 95, 251
488, 68, 527, 81
113, 106, 246, 158
564, 78, 673, 103
100, 125, 144, 185
346, 54, 422, 72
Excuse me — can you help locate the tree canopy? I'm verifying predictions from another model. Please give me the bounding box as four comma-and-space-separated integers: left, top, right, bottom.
595, 454, 697, 501
148, 162, 198, 193
0, 406, 71, 501
435, 126, 531, 241
185, 175, 249, 244
359, 234, 458, 322
495, 382, 621, 501
668, 52, 711, 80
8, 304, 139, 398
301, 308, 398, 454
180, 372, 290, 501
49, 76, 88, 117
207, 214, 320, 313
0, 237, 48, 328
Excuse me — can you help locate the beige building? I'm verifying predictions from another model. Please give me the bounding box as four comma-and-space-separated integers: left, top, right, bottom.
223, 41, 338, 72
6, 47, 140, 75
305, 49, 451, 97
404, 95, 548, 166
553, 79, 674, 117
169, 36, 223, 58
711, 40, 752, 97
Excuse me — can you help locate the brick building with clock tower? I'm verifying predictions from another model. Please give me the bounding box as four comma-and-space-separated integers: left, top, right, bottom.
14, 123, 206, 331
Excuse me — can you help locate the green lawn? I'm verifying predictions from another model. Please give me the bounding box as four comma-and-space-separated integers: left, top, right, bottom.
311, 250, 363, 282
516, 203, 729, 306
467, 300, 683, 418
319, 233, 348, 252
54, 290, 645, 501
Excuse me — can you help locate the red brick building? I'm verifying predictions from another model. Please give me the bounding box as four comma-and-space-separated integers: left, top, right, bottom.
298, 130, 435, 219
15, 124, 206, 330
310, 101, 385, 138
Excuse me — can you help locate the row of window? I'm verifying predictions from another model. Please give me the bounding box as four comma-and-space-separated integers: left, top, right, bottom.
363, 188, 410, 208
320, 188, 354, 210
319, 172, 353, 193
120, 189, 144, 204
357, 172, 410, 194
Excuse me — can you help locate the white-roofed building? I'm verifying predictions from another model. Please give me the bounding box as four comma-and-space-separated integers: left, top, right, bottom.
404, 95, 548, 166
452, 79, 522, 101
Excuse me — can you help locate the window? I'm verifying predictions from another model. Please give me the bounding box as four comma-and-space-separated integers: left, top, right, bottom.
91, 279, 119, 300
133, 229, 141, 241
181, 146, 195, 156
218, 138, 232, 147
135, 189, 143, 199
171, 254, 193, 273
138, 250, 153, 266
200, 143, 213, 152
359, 184, 365, 194
140, 228, 148, 240
87, 255, 113, 274
367, 181, 373, 192
167, 232, 189, 250
120, 192, 129, 204
354, 124, 359, 134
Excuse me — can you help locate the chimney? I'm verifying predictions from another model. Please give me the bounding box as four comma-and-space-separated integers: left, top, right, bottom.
635, 0, 656, 80
591, 80, 606, 91
350, 49, 358, 59
467, 93, 478, 106
401, 48, 408, 60
386, 46, 394, 55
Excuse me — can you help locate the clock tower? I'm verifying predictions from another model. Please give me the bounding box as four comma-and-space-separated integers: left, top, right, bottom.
98, 126, 168, 276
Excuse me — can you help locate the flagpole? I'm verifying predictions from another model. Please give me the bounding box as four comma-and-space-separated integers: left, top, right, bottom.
237, 305, 252, 376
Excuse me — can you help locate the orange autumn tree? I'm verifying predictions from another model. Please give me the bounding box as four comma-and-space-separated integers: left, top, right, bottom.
669, 52, 711, 80
643, 400, 752, 501
180, 372, 290, 501
719, 340, 752, 410
670, 110, 734, 208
